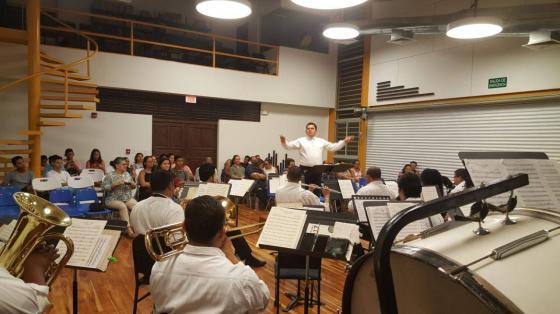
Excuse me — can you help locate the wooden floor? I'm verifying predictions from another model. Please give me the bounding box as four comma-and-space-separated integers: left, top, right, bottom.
47, 205, 350, 314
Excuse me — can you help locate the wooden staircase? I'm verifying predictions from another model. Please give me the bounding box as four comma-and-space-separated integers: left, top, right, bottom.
0, 7, 99, 181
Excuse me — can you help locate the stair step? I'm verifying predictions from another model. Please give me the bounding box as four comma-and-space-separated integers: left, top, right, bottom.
41, 79, 97, 88
41, 87, 98, 95
41, 63, 79, 73
40, 52, 64, 64
41, 95, 99, 102
43, 71, 90, 81
0, 167, 16, 172
19, 130, 43, 136
40, 104, 96, 110
0, 149, 32, 154
40, 121, 66, 127
0, 140, 34, 145
40, 113, 82, 118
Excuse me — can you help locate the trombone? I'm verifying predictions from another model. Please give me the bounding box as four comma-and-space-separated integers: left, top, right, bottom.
145, 196, 265, 261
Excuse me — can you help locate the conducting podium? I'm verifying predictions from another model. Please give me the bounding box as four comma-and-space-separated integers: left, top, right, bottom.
257, 207, 359, 314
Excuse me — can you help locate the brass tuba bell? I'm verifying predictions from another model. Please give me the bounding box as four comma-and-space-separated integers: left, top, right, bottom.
0, 192, 74, 285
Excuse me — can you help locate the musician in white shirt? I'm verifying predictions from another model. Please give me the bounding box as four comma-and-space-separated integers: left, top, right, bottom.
46, 155, 71, 186
349, 166, 397, 211
0, 245, 58, 314
280, 122, 353, 186
130, 170, 184, 236
150, 195, 270, 314
276, 166, 330, 210
450, 168, 474, 194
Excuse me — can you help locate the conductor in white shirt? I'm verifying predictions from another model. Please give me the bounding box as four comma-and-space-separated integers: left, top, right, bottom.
130, 170, 184, 236
276, 166, 331, 210
0, 245, 58, 314
280, 122, 353, 187
150, 195, 270, 314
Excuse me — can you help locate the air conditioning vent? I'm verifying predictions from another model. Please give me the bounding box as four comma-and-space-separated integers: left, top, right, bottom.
523, 31, 560, 50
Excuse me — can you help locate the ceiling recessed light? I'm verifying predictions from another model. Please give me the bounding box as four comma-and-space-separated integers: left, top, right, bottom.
291, 0, 368, 10
446, 16, 503, 39
196, 0, 252, 20
323, 23, 360, 40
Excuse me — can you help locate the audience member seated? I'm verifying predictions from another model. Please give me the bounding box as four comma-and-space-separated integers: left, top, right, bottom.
349, 160, 362, 183
262, 158, 277, 177
171, 156, 192, 186
47, 155, 71, 186
2, 156, 34, 192
410, 161, 421, 175
221, 159, 232, 183
244, 159, 268, 208
230, 155, 245, 180
168, 154, 176, 169
349, 166, 396, 211
242, 155, 251, 168
150, 195, 269, 313
40, 155, 50, 177
103, 157, 137, 237
398, 173, 444, 226
420, 168, 445, 197
158, 157, 172, 172
0, 245, 59, 313
63, 148, 82, 176
199, 164, 266, 268
85, 148, 106, 173
130, 170, 184, 236
450, 168, 474, 194
124, 157, 136, 179
138, 156, 155, 201
132, 153, 144, 171
397, 163, 414, 181
276, 166, 330, 210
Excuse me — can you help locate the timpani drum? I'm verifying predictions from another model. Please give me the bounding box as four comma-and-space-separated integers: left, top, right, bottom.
342, 209, 560, 314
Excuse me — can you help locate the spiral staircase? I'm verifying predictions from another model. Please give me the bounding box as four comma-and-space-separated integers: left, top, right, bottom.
0, 3, 99, 181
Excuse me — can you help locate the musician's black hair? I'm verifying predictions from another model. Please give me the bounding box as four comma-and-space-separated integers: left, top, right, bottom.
150, 170, 174, 193
64, 148, 74, 156
398, 173, 422, 198
184, 195, 225, 244
366, 166, 382, 180
305, 122, 317, 130
199, 163, 216, 182
454, 168, 474, 188
48, 154, 62, 165
287, 166, 302, 182
286, 158, 295, 166
420, 168, 444, 196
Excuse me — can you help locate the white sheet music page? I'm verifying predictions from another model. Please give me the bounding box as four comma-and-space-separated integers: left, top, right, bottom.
332, 222, 360, 244
269, 177, 280, 194
197, 183, 230, 197
229, 179, 254, 197
337, 179, 355, 199
257, 207, 307, 249
387, 202, 430, 242
535, 159, 560, 212
352, 198, 371, 223
0, 220, 17, 242
464, 159, 510, 205
365, 205, 391, 240
185, 186, 199, 200
57, 218, 106, 267
421, 186, 439, 202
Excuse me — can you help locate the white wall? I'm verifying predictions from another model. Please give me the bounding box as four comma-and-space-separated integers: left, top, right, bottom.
217, 102, 329, 171
368, 35, 560, 106
41, 111, 152, 167
42, 45, 337, 108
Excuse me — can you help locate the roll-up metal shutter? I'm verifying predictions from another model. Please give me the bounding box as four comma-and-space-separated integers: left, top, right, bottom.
366, 99, 560, 179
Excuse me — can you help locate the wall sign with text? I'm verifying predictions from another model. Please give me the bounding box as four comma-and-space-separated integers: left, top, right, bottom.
488, 77, 508, 89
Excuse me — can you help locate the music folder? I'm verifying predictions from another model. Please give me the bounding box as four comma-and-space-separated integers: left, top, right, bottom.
257, 207, 359, 261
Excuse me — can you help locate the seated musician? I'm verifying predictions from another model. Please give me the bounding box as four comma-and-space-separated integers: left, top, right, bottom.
150, 195, 270, 314
349, 166, 396, 211
0, 245, 58, 314
276, 166, 330, 210
193, 164, 266, 268
130, 170, 184, 236
398, 173, 444, 225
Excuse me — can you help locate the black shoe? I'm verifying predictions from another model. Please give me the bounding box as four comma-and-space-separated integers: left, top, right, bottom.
245, 255, 266, 268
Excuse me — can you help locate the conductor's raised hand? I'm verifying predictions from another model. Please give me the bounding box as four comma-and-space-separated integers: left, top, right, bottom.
280, 135, 286, 145
344, 136, 354, 143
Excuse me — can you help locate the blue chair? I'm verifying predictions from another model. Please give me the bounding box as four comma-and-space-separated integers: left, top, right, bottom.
359, 177, 367, 188
0, 187, 20, 220
76, 188, 112, 218
49, 188, 85, 218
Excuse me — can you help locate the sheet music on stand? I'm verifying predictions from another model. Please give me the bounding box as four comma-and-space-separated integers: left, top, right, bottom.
268, 174, 288, 194
352, 195, 390, 223
196, 183, 231, 197
0, 220, 16, 242
386, 201, 433, 242
228, 179, 255, 197
337, 179, 356, 199
421, 186, 440, 202
178, 182, 201, 201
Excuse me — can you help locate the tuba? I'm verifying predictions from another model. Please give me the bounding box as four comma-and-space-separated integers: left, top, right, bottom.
0, 192, 74, 285
145, 195, 265, 261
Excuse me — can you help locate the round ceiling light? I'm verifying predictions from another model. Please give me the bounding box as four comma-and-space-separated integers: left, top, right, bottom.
323, 23, 360, 40
446, 16, 503, 39
196, 0, 252, 20
291, 0, 368, 10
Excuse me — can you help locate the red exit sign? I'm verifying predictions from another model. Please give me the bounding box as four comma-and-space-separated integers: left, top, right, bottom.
185, 95, 197, 103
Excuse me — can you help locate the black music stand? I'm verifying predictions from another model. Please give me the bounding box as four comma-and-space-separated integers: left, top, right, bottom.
259, 210, 357, 314
351, 195, 391, 249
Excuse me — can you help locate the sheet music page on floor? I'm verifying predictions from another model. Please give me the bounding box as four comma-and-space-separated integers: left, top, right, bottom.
257, 207, 307, 249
